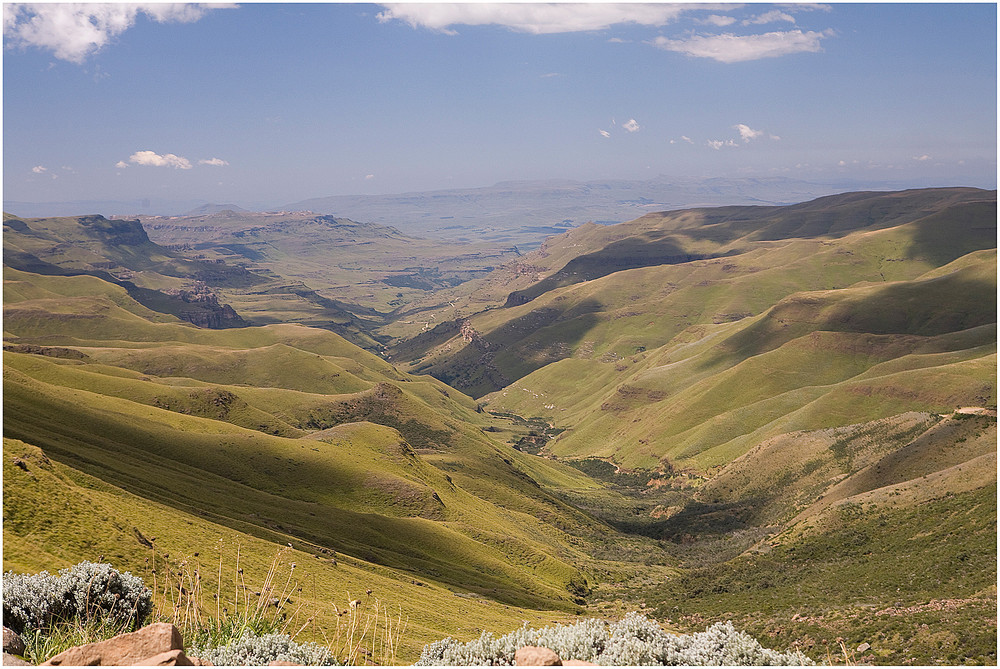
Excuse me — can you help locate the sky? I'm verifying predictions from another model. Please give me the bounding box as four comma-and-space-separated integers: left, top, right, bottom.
3, 2, 997, 210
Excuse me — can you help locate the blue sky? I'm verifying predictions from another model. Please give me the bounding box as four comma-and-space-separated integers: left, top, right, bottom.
3, 2, 996, 209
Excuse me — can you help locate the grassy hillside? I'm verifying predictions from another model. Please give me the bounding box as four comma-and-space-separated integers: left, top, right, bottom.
383, 188, 996, 665
483, 251, 995, 470
138, 210, 520, 320
2, 437, 582, 662
2, 212, 389, 346
393, 188, 995, 399
5, 188, 995, 665
4, 267, 680, 659
634, 409, 997, 665
381, 187, 995, 342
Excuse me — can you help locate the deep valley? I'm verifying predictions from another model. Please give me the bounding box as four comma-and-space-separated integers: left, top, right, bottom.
3, 186, 996, 665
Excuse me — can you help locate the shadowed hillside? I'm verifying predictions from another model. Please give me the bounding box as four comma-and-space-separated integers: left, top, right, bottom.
394, 188, 995, 401
4, 187, 995, 665
4, 268, 671, 625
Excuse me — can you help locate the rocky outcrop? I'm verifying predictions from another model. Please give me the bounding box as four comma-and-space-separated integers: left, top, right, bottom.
39, 622, 208, 666
3, 627, 25, 656
166, 282, 249, 329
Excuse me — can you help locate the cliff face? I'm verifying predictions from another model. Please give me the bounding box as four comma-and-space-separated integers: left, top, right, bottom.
77, 215, 152, 246
176, 301, 247, 329
165, 282, 249, 329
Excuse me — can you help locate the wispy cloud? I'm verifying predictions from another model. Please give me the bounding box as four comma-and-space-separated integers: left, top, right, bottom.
126, 150, 193, 169
377, 3, 689, 35
708, 139, 738, 150
734, 124, 764, 142
697, 14, 737, 27
622, 118, 640, 133
913, 154, 932, 161
653, 29, 833, 63
743, 10, 796, 25
3, 4, 232, 63
198, 157, 230, 167
31, 165, 57, 179
599, 129, 611, 138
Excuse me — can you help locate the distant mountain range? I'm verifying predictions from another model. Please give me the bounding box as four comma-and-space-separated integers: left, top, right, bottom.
282, 176, 915, 242
6, 176, 963, 241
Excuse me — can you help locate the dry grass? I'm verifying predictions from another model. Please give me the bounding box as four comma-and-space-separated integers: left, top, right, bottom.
148, 540, 407, 665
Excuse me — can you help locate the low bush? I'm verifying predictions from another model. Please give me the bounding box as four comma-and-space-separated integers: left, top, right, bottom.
189, 630, 336, 666
416, 612, 814, 665
2, 561, 152, 635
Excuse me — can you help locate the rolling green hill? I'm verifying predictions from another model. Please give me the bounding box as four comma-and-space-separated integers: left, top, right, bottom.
384, 188, 996, 663
4, 187, 995, 665
137, 209, 520, 321
2, 212, 389, 346
3, 266, 679, 659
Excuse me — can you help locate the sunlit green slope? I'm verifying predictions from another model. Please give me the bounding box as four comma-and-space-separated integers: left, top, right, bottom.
3, 267, 633, 621
486, 250, 995, 469
2, 437, 583, 662
394, 188, 995, 401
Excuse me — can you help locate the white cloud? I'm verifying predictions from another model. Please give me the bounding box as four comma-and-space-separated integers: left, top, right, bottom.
681, 135, 694, 144
599, 129, 611, 138
198, 157, 230, 167
707, 139, 738, 150
128, 150, 193, 169
743, 10, 796, 25
31, 164, 58, 179
377, 3, 689, 35
115, 161, 129, 169
734, 123, 764, 142
698, 14, 737, 27
653, 29, 832, 63
365, 174, 375, 180
3, 4, 232, 63
623, 118, 640, 133
913, 154, 931, 161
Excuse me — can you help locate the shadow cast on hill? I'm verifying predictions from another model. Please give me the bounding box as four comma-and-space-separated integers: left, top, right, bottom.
701, 272, 997, 371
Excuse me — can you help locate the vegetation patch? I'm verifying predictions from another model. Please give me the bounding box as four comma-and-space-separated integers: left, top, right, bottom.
638, 486, 997, 665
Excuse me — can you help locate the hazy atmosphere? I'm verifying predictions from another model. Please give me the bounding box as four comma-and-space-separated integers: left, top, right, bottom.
4, 2, 997, 212
3, 3, 997, 666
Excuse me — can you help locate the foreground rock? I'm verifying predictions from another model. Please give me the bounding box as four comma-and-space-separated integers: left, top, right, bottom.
39, 622, 208, 666
3, 653, 33, 666
3, 628, 26, 656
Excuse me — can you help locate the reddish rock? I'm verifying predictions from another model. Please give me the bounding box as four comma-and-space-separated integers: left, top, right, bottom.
3, 627, 25, 656
3, 652, 33, 666
41, 622, 183, 666
515, 646, 562, 666
132, 649, 195, 666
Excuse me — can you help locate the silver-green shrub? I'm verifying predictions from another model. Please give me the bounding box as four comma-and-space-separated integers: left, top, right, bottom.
2, 562, 152, 634
189, 631, 337, 666
416, 612, 814, 666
